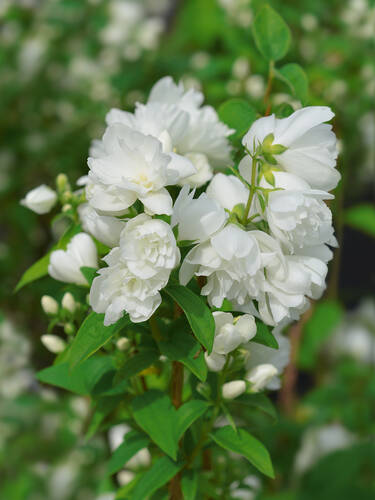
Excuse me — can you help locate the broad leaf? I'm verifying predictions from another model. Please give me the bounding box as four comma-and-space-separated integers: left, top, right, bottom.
252, 5, 291, 61
130, 456, 184, 500
345, 204, 375, 237
116, 349, 159, 383
176, 400, 210, 440
15, 223, 81, 292
276, 63, 308, 104
86, 395, 123, 438
107, 431, 150, 476
68, 312, 131, 368
165, 285, 215, 353
253, 320, 278, 349
232, 393, 278, 422
210, 426, 274, 478
218, 99, 257, 139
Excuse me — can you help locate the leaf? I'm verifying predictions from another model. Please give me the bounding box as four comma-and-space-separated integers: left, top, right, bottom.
233, 393, 278, 422
15, 223, 81, 292
218, 99, 257, 139
181, 470, 199, 500
80, 266, 98, 285
159, 333, 207, 382
86, 395, 123, 438
176, 400, 210, 440
276, 63, 308, 104
130, 456, 184, 500
253, 320, 279, 349
299, 300, 343, 369
36, 355, 115, 395
275, 103, 294, 118
345, 204, 375, 237
68, 312, 131, 368
252, 5, 291, 61
165, 285, 215, 353
210, 426, 274, 478
131, 390, 180, 460
116, 349, 159, 383
107, 431, 150, 476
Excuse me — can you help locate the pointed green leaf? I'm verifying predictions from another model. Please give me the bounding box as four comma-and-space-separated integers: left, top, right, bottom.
177, 400, 210, 440
116, 349, 159, 383
253, 320, 278, 349
107, 431, 150, 476
165, 285, 215, 353
210, 426, 274, 478
276, 63, 308, 104
181, 470, 199, 500
218, 99, 257, 139
252, 5, 291, 61
80, 266, 98, 286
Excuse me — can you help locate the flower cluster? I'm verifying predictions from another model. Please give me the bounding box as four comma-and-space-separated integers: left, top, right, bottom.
20, 76, 340, 393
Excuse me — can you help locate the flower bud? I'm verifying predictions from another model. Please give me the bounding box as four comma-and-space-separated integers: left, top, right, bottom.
62, 203, 72, 212
20, 185, 57, 214
116, 337, 131, 351
64, 322, 75, 335
41, 295, 59, 315
247, 364, 278, 393
222, 380, 246, 399
56, 173, 70, 193
41, 334, 66, 353
62, 292, 76, 313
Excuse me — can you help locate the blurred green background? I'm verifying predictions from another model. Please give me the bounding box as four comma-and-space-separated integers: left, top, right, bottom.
1, 1, 374, 499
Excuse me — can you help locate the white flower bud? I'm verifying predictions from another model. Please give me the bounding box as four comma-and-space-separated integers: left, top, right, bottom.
61, 292, 76, 313
247, 364, 278, 393
20, 185, 57, 214
116, 337, 131, 351
41, 334, 66, 353
41, 295, 59, 315
222, 380, 246, 400
117, 470, 135, 486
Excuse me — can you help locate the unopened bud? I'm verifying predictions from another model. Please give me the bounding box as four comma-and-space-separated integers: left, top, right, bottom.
41, 295, 58, 315
62, 292, 76, 313
222, 380, 246, 399
247, 364, 278, 393
56, 173, 69, 193
62, 203, 72, 212
41, 334, 66, 353
116, 337, 131, 351
64, 322, 75, 335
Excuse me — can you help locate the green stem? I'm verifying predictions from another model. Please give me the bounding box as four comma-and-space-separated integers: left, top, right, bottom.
243, 156, 258, 223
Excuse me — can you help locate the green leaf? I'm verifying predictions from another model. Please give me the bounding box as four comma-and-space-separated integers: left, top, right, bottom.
345, 204, 375, 237
86, 395, 123, 438
181, 470, 199, 500
15, 223, 81, 292
36, 356, 115, 395
131, 390, 180, 460
107, 431, 150, 476
253, 320, 279, 349
218, 99, 257, 139
80, 266, 97, 285
165, 285, 215, 353
116, 349, 159, 383
130, 456, 184, 500
68, 312, 131, 368
299, 300, 343, 369
275, 103, 294, 118
233, 393, 278, 422
176, 400, 210, 440
252, 5, 291, 61
276, 63, 308, 104
210, 426, 274, 478
159, 333, 207, 382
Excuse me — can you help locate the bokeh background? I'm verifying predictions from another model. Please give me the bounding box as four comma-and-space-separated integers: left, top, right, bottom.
1, 1, 374, 499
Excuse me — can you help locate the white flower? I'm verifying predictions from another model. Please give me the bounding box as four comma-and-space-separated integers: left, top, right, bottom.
48, 233, 98, 286
87, 123, 195, 216
41, 334, 66, 354
41, 296, 59, 315
180, 224, 262, 308
260, 171, 337, 252
61, 292, 76, 313
242, 107, 340, 191
90, 248, 168, 325
206, 173, 249, 212
78, 203, 126, 247
178, 153, 213, 187
21, 185, 57, 214
205, 312, 257, 372
222, 380, 246, 399
245, 330, 290, 391
172, 185, 227, 243
119, 214, 180, 279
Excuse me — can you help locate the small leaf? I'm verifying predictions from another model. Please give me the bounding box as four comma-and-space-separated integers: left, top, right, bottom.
86, 395, 123, 438
68, 312, 131, 368
252, 5, 291, 61
233, 393, 278, 422
276, 63, 309, 104
116, 349, 159, 383
218, 99, 257, 139
210, 426, 274, 478
130, 456, 184, 500
275, 103, 294, 118
80, 266, 98, 285
15, 223, 81, 292
165, 285, 215, 353
107, 431, 150, 476
176, 400, 210, 440
131, 390, 180, 460
345, 204, 375, 237
253, 320, 279, 349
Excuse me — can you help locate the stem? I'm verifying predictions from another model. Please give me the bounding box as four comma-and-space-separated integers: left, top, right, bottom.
169, 361, 184, 499
264, 60, 274, 116
243, 156, 258, 223
149, 315, 162, 342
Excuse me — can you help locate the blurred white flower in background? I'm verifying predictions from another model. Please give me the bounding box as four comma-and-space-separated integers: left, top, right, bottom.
21, 185, 57, 214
